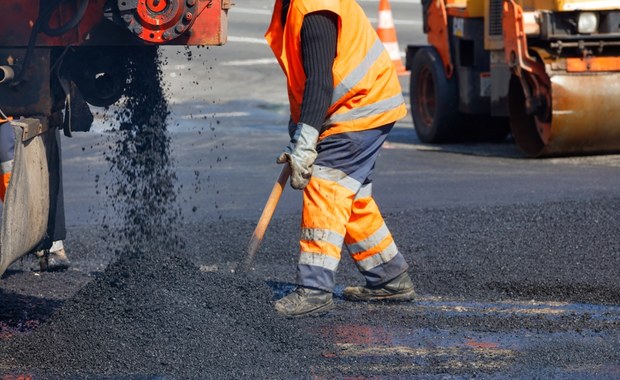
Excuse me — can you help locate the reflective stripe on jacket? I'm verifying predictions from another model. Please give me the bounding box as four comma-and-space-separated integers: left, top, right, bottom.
265, 0, 407, 139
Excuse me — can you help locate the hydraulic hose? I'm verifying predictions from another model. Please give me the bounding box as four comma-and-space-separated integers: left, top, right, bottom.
11, 0, 90, 87
41, 0, 90, 37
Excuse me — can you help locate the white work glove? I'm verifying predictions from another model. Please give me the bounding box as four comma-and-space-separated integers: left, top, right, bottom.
277, 122, 319, 190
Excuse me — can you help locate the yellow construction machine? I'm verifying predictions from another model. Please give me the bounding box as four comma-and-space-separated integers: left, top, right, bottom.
406, 0, 620, 157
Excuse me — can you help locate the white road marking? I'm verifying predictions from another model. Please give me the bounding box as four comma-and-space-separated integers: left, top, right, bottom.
367, 17, 422, 26
181, 112, 250, 119
222, 58, 278, 66
228, 7, 421, 26
229, 7, 272, 15
227, 36, 268, 44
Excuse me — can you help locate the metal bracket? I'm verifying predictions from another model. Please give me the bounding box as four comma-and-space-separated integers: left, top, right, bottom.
11, 117, 48, 142
221, 0, 233, 11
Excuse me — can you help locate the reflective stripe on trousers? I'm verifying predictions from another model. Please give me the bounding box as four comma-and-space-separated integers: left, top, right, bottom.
297, 123, 408, 291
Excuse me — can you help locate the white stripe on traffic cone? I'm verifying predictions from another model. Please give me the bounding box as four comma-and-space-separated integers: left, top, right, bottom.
376, 0, 408, 75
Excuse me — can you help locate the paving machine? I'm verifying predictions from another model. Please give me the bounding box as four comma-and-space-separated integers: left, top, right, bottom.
0, 0, 229, 277
406, 0, 620, 157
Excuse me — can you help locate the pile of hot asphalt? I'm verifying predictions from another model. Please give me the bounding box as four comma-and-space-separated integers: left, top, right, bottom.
1, 253, 325, 378
0, 47, 327, 378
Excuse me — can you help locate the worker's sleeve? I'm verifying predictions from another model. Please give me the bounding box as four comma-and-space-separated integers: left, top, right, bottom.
299, 11, 337, 132
0, 122, 15, 203
0, 122, 15, 166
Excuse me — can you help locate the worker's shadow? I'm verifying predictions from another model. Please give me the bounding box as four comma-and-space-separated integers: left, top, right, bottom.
265, 280, 296, 301
265, 280, 346, 301
0, 287, 63, 328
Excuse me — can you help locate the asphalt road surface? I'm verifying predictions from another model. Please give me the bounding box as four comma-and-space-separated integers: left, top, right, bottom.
1, 0, 620, 378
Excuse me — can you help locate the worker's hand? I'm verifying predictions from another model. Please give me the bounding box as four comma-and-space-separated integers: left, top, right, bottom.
277, 123, 319, 190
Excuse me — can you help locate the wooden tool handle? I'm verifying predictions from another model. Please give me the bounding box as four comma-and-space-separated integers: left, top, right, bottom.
236, 165, 291, 273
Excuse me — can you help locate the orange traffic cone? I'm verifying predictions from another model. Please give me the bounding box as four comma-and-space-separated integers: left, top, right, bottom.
376, 0, 408, 75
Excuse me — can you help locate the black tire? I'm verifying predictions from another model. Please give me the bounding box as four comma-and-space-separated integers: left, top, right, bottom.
409, 47, 462, 143
467, 116, 511, 142
67, 47, 129, 108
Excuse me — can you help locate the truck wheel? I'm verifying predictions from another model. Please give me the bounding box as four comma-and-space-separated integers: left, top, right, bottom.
409, 47, 462, 143
67, 47, 128, 108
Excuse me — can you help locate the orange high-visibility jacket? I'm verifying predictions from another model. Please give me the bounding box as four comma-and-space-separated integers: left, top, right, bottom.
265, 0, 407, 139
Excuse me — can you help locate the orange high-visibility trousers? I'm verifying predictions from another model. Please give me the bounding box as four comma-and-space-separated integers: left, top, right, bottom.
0, 172, 10, 202
297, 123, 408, 291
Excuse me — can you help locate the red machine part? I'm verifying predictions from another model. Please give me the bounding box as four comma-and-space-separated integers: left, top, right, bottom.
122, 0, 229, 45
0, 0, 227, 47
0, 0, 105, 47
121, 0, 199, 43
426, 0, 454, 78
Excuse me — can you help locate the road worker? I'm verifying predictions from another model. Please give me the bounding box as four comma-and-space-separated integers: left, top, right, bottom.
0, 118, 70, 272
0, 118, 13, 203
267, 0, 415, 317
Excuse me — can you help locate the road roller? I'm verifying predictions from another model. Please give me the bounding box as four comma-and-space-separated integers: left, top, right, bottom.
406, 0, 620, 157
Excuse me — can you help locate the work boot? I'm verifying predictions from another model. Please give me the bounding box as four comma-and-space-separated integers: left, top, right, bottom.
35, 241, 71, 272
275, 287, 334, 318
343, 272, 416, 302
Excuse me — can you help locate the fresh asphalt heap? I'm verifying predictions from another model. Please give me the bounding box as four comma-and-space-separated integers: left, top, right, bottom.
0, 47, 327, 379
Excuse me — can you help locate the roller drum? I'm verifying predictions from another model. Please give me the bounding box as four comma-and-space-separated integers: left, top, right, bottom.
512, 71, 620, 157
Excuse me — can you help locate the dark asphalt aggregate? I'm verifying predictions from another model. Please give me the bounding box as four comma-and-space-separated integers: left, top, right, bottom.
1, 198, 618, 378
0, 253, 326, 379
